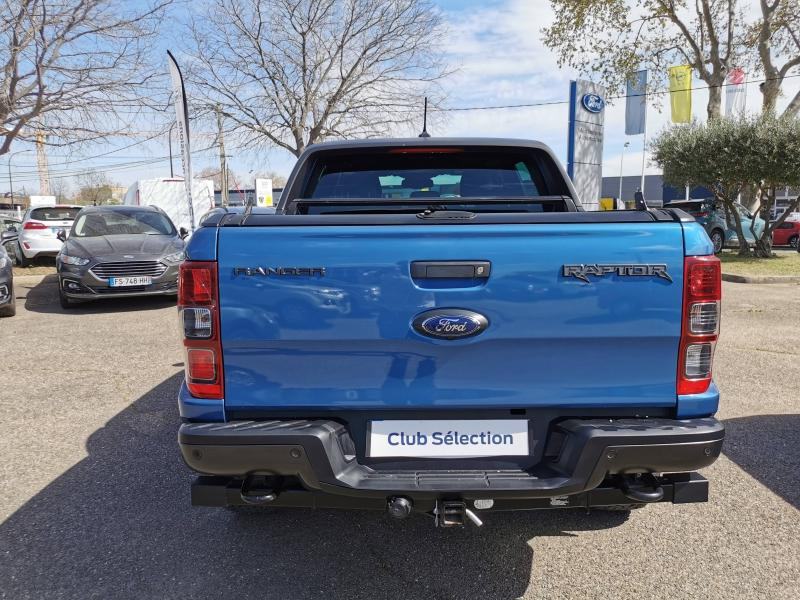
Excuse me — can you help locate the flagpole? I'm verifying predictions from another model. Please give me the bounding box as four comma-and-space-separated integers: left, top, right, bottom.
640, 87, 648, 194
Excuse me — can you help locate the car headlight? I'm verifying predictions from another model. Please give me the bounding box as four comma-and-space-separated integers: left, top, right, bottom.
163, 251, 185, 264
60, 254, 90, 266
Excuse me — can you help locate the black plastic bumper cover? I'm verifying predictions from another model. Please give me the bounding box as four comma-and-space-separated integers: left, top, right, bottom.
179, 417, 724, 500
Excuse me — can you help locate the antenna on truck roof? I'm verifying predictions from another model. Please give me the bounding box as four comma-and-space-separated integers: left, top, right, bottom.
419, 97, 431, 138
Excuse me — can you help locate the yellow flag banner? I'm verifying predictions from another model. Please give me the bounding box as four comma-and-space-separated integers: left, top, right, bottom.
668, 65, 693, 123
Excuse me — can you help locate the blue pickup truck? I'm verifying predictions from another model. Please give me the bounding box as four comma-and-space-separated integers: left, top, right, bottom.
177, 138, 724, 527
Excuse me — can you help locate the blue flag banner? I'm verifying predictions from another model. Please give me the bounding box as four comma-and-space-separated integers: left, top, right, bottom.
625, 70, 647, 135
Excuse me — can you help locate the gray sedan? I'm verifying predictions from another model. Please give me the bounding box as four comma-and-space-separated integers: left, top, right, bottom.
56, 205, 186, 308
0, 242, 15, 317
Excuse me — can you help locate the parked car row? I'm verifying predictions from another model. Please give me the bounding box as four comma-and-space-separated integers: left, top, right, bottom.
0, 197, 796, 320
663, 198, 800, 251
0, 204, 187, 316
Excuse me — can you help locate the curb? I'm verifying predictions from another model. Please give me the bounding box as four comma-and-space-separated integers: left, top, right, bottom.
722, 273, 800, 284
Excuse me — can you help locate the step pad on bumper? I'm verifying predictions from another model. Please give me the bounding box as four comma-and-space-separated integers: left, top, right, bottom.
179, 417, 724, 499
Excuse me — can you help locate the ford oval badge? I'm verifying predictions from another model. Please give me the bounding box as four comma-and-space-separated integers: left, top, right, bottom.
412, 309, 489, 340
582, 93, 605, 113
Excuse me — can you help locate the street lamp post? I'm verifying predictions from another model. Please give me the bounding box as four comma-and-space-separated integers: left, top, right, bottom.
7, 149, 31, 207
618, 142, 630, 205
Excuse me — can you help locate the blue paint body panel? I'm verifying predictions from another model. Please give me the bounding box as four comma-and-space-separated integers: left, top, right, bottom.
215, 222, 688, 412
677, 380, 719, 418
178, 380, 225, 421
682, 221, 714, 256
184, 226, 218, 261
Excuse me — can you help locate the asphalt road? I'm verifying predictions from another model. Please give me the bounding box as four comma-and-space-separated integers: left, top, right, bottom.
0, 275, 798, 600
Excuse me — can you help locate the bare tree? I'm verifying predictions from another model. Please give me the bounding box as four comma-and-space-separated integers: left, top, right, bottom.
197, 166, 244, 191
0, 0, 173, 156
75, 169, 113, 205
750, 0, 800, 115
184, 0, 447, 157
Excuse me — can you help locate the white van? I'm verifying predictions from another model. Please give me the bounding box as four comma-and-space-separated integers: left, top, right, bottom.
123, 178, 214, 233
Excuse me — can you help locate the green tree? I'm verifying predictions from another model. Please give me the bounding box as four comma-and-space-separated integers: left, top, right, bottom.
651, 115, 800, 256
544, 0, 800, 119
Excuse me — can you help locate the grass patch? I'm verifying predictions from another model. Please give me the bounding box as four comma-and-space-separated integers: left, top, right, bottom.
719, 250, 800, 276
12, 264, 57, 277
11, 256, 57, 277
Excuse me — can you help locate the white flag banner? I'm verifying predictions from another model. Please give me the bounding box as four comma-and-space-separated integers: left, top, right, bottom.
725, 68, 746, 117
167, 50, 196, 231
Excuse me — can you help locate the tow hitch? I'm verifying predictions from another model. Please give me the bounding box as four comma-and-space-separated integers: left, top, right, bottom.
240, 475, 279, 505
619, 473, 665, 503
434, 500, 484, 528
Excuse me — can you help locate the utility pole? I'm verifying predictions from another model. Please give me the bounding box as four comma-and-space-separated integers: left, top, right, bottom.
36, 131, 51, 195
216, 105, 229, 207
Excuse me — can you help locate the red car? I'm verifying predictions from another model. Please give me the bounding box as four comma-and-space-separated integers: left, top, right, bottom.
772, 220, 800, 248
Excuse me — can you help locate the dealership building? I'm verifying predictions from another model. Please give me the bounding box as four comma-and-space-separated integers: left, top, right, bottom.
600, 174, 798, 217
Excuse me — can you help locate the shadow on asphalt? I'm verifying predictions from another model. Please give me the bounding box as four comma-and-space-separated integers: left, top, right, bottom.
0, 373, 631, 600
22, 273, 176, 315
722, 414, 800, 510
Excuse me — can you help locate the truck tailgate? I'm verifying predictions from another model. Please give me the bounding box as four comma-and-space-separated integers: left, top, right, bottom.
217, 223, 685, 411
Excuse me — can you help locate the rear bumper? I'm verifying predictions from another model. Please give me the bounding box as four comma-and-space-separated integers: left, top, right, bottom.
20, 236, 61, 258
179, 417, 724, 502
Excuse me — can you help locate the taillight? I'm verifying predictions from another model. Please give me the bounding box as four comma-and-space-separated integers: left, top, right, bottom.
678, 256, 721, 395
23, 221, 47, 230
178, 261, 223, 399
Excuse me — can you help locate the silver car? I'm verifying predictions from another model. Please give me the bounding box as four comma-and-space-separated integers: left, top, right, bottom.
56, 205, 186, 308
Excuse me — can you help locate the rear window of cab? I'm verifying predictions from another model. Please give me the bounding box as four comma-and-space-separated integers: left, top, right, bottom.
301, 147, 567, 200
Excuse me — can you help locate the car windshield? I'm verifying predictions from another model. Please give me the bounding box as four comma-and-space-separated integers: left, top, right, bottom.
30, 207, 81, 221
72, 210, 176, 237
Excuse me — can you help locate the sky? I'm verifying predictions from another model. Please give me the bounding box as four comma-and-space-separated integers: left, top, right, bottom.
4, 0, 800, 197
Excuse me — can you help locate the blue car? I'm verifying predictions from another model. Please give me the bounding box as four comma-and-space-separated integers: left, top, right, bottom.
664, 199, 764, 253
176, 138, 724, 527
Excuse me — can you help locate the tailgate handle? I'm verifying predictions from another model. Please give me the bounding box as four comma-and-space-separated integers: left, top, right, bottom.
410, 261, 491, 279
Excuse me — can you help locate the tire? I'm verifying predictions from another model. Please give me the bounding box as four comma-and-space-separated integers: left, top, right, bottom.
17, 244, 31, 267
710, 229, 724, 254
59, 286, 74, 309
789, 235, 799, 249
0, 284, 15, 317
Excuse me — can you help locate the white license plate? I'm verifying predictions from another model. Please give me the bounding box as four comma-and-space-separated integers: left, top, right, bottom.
368, 419, 529, 458
109, 276, 152, 287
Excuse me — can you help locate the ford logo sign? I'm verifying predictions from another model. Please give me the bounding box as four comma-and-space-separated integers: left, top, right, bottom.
582, 93, 605, 113
412, 309, 489, 340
